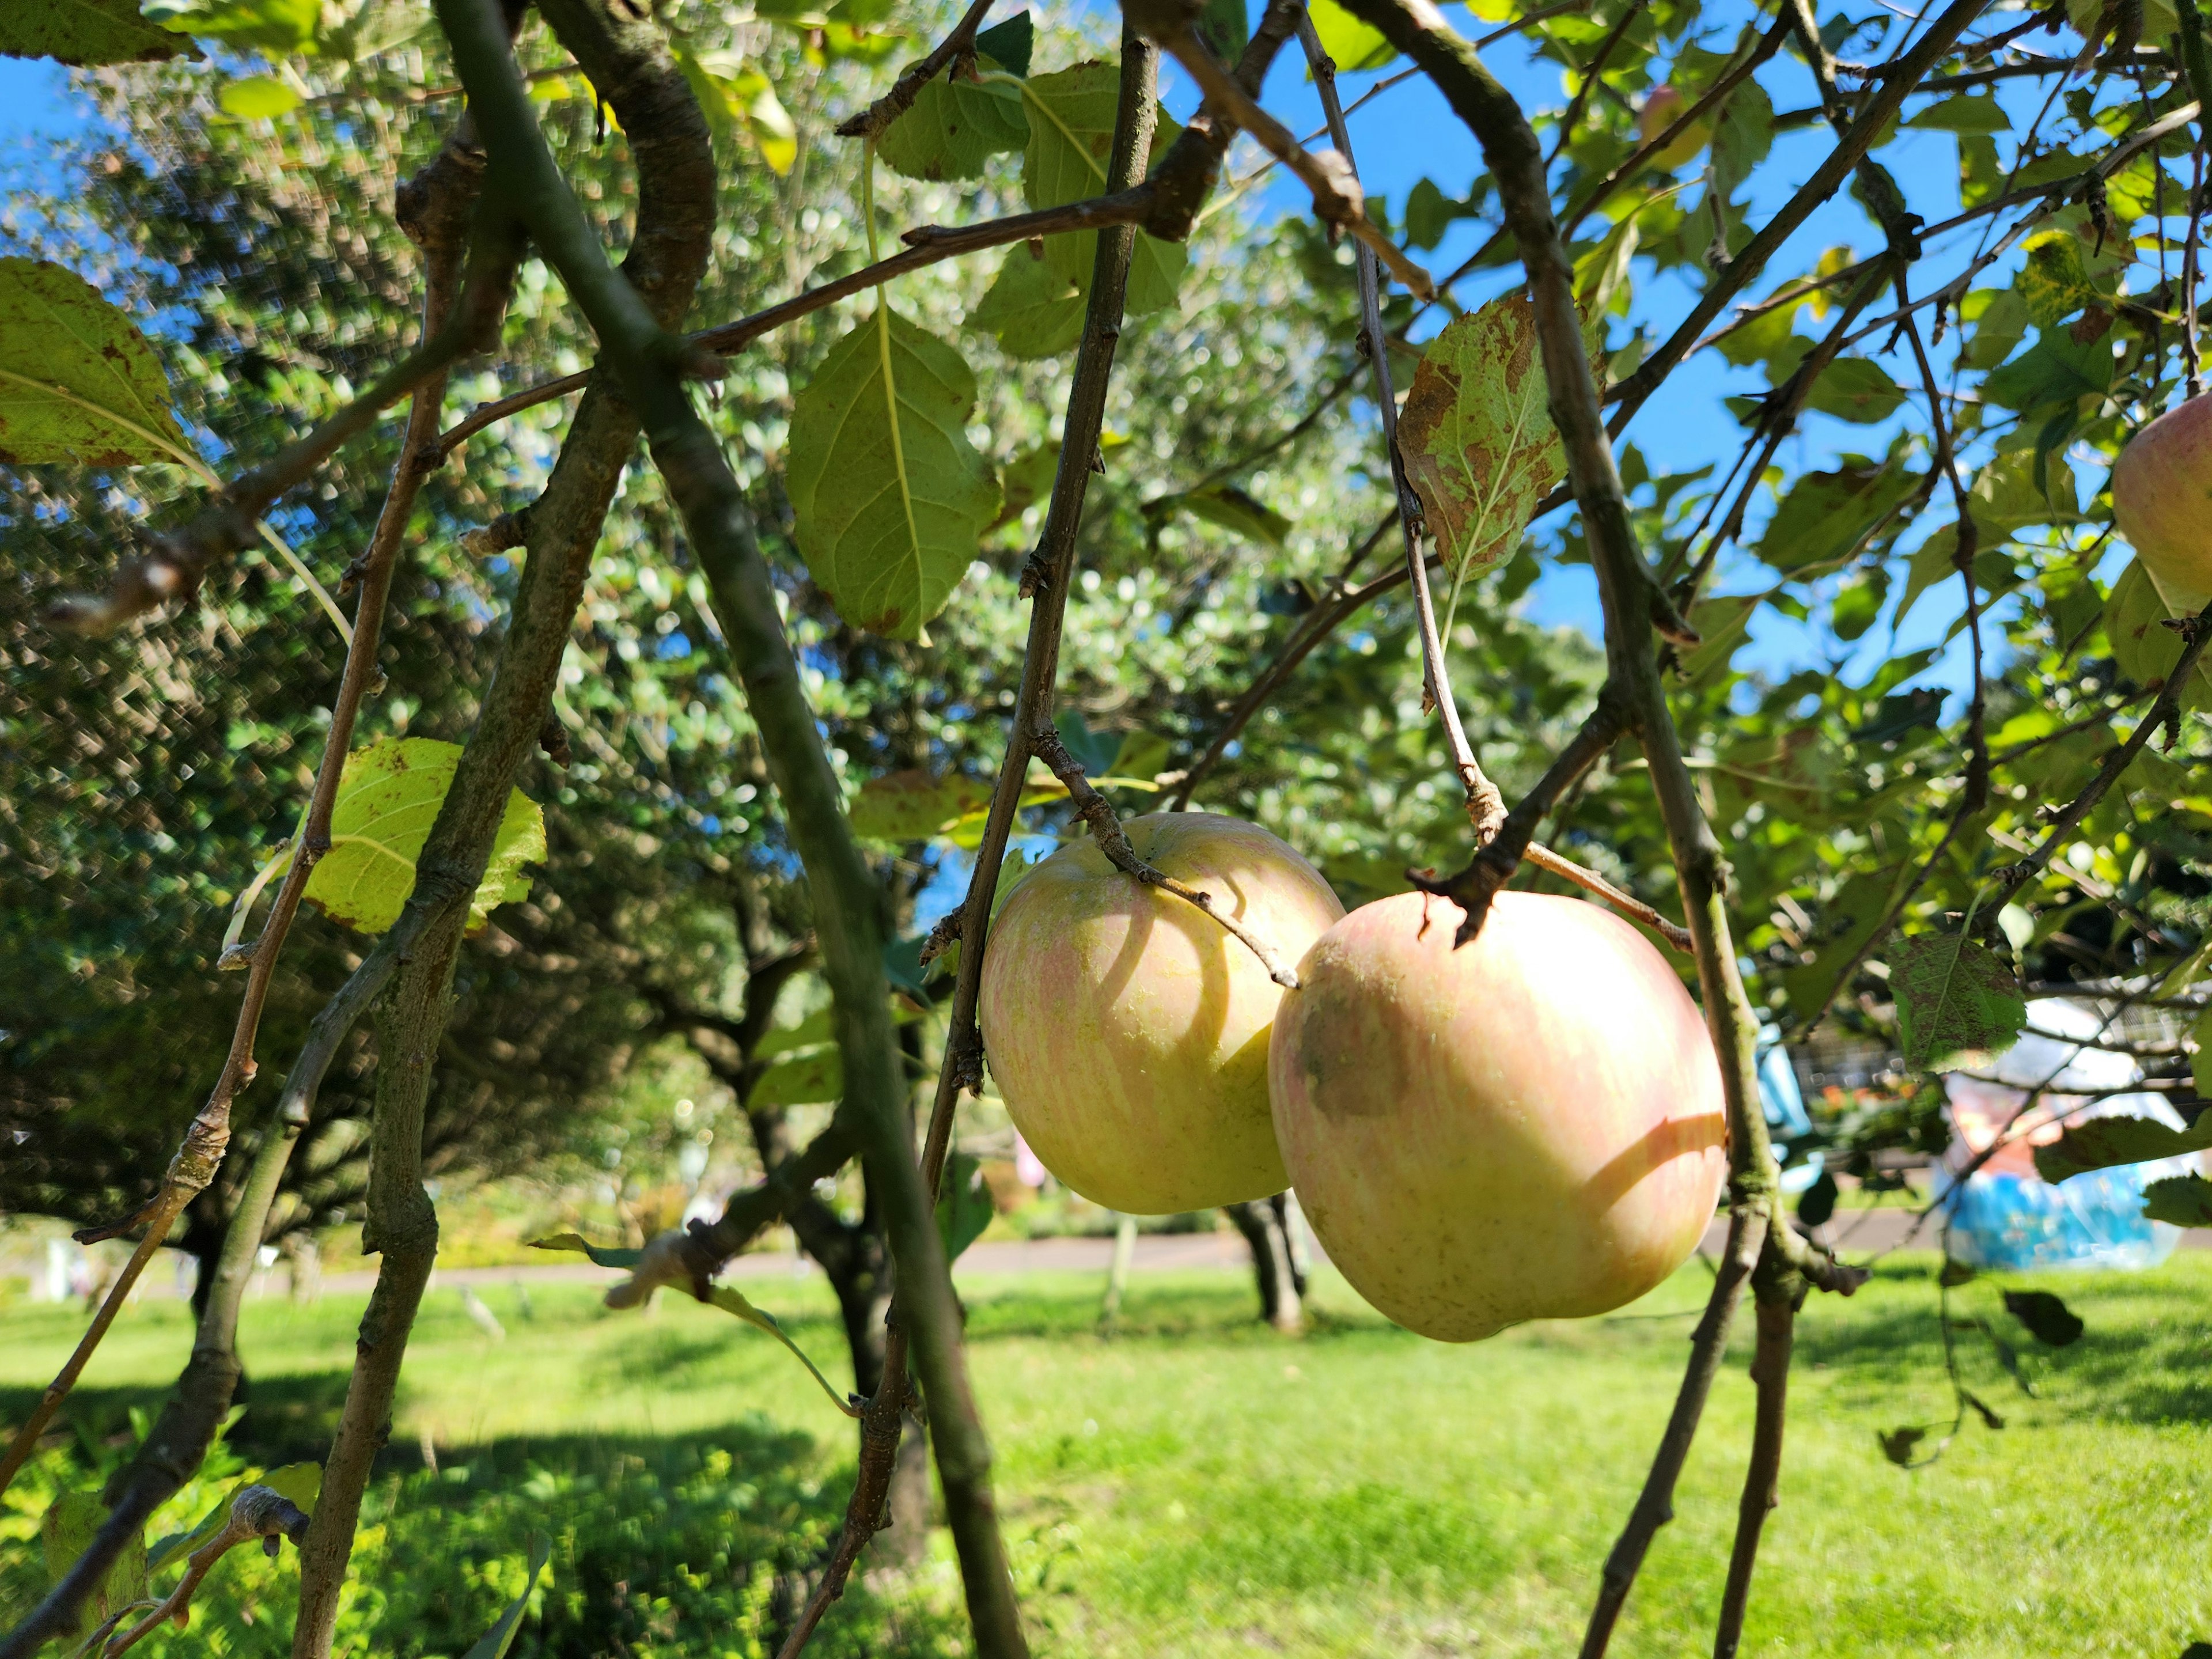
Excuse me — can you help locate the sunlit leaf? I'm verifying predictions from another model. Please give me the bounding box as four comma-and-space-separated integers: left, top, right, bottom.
1804, 357, 1905, 424
41, 1491, 146, 1635
1147, 483, 1294, 550
294, 737, 546, 937
786, 308, 999, 639
1891, 933, 2025, 1071
141, 0, 320, 52
0, 257, 187, 465
461, 1532, 551, 1659
218, 73, 300, 118
1308, 0, 1396, 70
2016, 232, 2098, 329
1020, 63, 1186, 316
527, 1232, 645, 1268
0, 0, 197, 64
747, 1044, 842, 1107
877, 69, 1026, 180
704, 1285, 862, 1414
849, 768, 995, 840
1757, 456, 1916, 575
1396, 296, 1568, 600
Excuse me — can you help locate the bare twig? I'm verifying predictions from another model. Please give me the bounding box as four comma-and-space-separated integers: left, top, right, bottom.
1582, 1207, 1768, 1658
1033, 725, 1301, 987
1146, 18, 1437, 300
102, 1486, 310, 1659
1546, 0, 1645, 164
836, 0, 996, 139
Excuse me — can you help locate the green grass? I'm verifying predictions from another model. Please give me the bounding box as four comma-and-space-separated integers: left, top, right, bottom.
3, 1251, 2209, 1657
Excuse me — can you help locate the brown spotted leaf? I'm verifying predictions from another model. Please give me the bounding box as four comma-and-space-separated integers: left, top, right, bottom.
0, 257, 188, 465
1396, 296, 1567, 590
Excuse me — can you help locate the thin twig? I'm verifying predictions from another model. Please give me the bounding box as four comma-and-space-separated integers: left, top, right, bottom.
1033, 726, 1301, 987
0, 140, 486, 1513
1149, 21, 1437, 300
835, 0, 996, 139
1298, 13, 1505, 839
101, 1486, 310, 1658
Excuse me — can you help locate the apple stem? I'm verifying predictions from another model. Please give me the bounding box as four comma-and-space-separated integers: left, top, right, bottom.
1032, 726, 1304, 990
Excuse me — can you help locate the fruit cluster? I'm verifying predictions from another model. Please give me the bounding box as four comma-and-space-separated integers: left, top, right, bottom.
979, 814, 1728, 1341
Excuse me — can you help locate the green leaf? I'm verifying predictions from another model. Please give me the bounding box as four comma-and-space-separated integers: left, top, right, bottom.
1054, 706, 1122, 776
2142, 1173, 2212, 1226
849, 768, 995, 841
297, 737, 546, 937
2106, 557, 2212, 706
1679, 591, 1763, 685
1396, 296, 1569, 599
1804, 357, 1906, 424
1782, 861, 1912, 1022
2034, 1113, 2212, 1184
2016, 232, 2098, 329
1308, 0, 1396, 70
704, 1285, 862, 1414
1891, 933, 2026, 1071
527, 1232, 645, 1269
1020, 63, 1186, 316
748, 1044, 843, 1107
972, 11, 1031, 75
1877, 1425, 1925, 1465
1149, 483, 1293, 550
935, 1150, 993, 1264
1982, 327, 2112, 412
1758, 457, 1916, 575
0, 257, 188, 465
877, 70, 1027, 180
218, 73, 300, 118
461, 1532, 551, 1659
141, 0, 320, 52
676, 51, 798, 174
786, 307, 1000, 639
0, 0, 198, 64
1905, 93, 2010, 132
1405, 177, 1454, 251
1195, 0, 1248, 61
41, 1491, 147, 1635
972, 247, 1086, 358
2196, 1006, 2212, 1098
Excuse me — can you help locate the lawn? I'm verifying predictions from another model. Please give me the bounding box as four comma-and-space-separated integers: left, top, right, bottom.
2, 1248, 2207, 1657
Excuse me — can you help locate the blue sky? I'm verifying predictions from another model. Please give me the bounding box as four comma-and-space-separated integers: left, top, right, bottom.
2, 3, 2061, 706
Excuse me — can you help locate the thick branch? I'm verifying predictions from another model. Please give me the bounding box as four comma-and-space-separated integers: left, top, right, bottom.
439, 1, 1029, 1650
1713, 1294, 1798, 1659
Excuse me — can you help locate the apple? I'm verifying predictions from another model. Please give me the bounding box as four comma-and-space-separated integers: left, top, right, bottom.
1639, 84, 1711, 171
1268, 890, 1728, 1342
979, 812, 1344, 1214
2112, 395, 2212, 610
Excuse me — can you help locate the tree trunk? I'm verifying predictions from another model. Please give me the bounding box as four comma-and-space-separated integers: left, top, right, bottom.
1226, 1195, 1307, 1332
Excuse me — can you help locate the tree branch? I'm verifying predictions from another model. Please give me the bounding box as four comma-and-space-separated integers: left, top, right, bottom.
1713, 1291, 1798, 1659
105, 1485, 311, 1658
438, 1, 1031, 1650
0, 112, 493, 1528
835, 0, 997, 139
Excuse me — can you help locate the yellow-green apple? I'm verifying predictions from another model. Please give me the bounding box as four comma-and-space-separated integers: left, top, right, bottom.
1268, 891, 1727, 1341
979, 812, 1344, 1214
2113, 395, 2212, 610
1639, 84, 1711, 171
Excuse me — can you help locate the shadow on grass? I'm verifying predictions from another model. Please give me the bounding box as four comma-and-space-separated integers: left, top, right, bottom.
1790, 1257, 2212, 1426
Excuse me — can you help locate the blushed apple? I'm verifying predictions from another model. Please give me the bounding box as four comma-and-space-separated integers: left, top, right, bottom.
979, 812, 1344, 1214
2113, 394, 2212, 610
1269, 890, 1728, 1341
